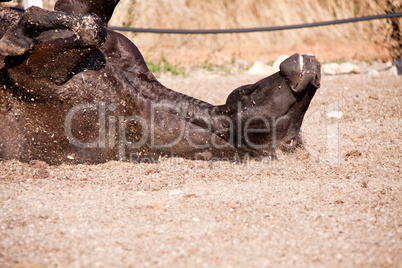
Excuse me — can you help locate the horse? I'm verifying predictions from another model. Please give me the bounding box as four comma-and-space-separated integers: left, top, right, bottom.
0, 0, 321, 164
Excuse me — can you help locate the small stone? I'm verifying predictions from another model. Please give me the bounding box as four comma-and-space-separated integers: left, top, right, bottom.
169, 189, 183, 196
32, 203, 43, 209
322, 63, 339, 75
248, 61, 274, 75
389, 65, 398, 76
338, 62, 360, 74
368, 69, 380, 78
326, 111, 343, 119
152, 203, 161, 210
322, 62, 360, 75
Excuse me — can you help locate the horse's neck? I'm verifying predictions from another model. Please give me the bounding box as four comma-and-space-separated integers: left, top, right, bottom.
134, 75, 226, 133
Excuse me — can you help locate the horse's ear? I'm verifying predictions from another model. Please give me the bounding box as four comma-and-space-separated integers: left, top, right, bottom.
55, 0, 120, 24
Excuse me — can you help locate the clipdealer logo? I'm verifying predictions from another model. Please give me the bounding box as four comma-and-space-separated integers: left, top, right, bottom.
301, 100, 342, 166
63, 101, 289, 169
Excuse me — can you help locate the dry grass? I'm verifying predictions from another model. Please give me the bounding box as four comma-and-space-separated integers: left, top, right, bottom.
108, 0, 399, 63
111, 0, 386, 45
3, 0, 400, 64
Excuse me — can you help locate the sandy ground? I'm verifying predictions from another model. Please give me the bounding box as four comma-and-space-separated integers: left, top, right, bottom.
0, 65, 401, 267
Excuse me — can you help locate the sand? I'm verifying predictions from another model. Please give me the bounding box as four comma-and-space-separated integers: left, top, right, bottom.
0, 66, 401, 267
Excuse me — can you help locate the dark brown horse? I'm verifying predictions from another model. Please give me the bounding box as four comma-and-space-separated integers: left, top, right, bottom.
0, 0, 321, 164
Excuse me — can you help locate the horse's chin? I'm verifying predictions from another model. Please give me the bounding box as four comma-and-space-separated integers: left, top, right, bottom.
279, 135, 302, 153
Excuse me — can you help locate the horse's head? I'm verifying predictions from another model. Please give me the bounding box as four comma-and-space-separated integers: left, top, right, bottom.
223, 53, 321, 156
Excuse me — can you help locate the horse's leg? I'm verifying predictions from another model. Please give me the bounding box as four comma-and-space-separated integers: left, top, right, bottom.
1, 6, 107, 99
0, 6, 106, 56
55, 0, 120, 24
3, 37, 104, 101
